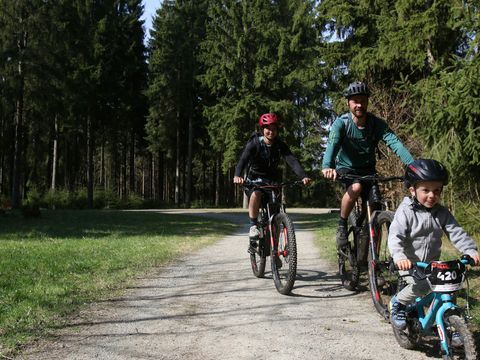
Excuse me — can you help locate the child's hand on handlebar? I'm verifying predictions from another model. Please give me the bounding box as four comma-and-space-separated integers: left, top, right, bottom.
302, 177, 312, 186
322, 168, 337, 180
471, 254, 480, 266
396, 259, 413, 271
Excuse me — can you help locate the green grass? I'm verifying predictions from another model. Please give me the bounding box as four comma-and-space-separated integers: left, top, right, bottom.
0, 209, 237, 355
2, 210, 479, 356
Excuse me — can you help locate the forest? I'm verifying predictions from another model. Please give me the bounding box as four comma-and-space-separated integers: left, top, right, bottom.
0, 0, 479, 232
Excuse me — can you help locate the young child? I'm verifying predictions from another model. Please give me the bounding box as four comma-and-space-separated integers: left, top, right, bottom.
388, 158, 479, 330
233, 113, 311, 247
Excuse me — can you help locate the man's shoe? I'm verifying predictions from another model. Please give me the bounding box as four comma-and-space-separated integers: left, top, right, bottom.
390, 297, 407, 330
336, 225, 348, 249
249, 225, 260, 238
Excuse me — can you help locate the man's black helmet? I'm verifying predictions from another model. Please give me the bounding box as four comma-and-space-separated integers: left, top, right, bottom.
344, 81, 370, 98
405, 159, 449, 187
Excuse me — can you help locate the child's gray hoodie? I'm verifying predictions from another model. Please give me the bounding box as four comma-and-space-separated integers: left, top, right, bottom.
388, 196, 478, 264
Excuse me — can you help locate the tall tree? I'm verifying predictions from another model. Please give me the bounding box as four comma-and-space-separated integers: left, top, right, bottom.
200, 0, 322, 186
146, 0, 208, 207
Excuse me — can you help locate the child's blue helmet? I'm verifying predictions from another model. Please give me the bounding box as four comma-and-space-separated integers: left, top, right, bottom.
405, 159, 449, 187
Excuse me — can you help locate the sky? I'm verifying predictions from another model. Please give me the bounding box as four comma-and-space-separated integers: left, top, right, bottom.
142, 0, 163, 41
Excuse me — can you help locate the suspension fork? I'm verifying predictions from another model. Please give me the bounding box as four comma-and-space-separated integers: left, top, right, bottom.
435, 295, 458, 356
365, 200, 378, 262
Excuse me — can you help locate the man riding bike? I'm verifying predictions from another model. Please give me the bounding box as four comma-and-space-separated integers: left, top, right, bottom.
321, 81, 414, 250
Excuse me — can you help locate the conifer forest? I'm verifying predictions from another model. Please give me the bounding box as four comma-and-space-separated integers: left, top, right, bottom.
0, 1, 479, 230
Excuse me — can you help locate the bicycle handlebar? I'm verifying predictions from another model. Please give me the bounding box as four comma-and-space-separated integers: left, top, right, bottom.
241, 179, 304, 190
414, 255, 476, 268
337, 173, 404, 182
400, 255, 476, 279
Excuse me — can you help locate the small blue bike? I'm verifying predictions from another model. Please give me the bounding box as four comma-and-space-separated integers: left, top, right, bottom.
391, 255, 478, 359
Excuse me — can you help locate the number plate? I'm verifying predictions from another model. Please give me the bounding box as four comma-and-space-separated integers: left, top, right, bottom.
425, 260, 465, 292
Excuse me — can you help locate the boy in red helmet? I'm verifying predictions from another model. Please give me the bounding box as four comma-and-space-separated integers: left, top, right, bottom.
233, 113, 311, 245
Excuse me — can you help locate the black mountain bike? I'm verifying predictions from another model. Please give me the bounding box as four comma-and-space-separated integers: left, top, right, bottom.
242, 180, 301, 295
336, 173, 403, 319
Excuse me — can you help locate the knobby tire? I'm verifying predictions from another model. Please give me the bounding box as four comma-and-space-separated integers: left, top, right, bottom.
339, 210, 361, 291
250, 211, 267, 278
444, 314, 477, 360
271, 213, 297, 295
391, 314, 421, 350
368, 210, 397, 319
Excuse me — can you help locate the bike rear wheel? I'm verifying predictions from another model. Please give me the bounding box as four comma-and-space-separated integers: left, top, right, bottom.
391, 315, 421, 350
368, 210, 397, 319
271, 213, 297, 295
249, 239, 267, 278
443, 314, 478, 360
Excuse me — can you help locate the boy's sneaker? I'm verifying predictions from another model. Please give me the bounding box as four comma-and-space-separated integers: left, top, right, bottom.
451, 331, 463, 348
249, 225, 260, 238
390, 297, 407, 330
336, 224, 348, 249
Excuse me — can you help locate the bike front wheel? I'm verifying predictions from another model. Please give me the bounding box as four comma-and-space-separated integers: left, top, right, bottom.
339, 213, 360, 291
443, 314, 478, 360
368, 210, 396, 319
271, 213, 297, 295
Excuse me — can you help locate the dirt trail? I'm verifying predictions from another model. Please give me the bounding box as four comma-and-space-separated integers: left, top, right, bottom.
20, 209, 431, 360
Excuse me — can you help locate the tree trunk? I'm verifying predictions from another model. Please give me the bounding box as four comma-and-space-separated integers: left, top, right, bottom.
129, 130, 135, 194
12, 68, 25, 208
215, 154, 220, 207
51, 115, 58, 191
12, 24, 27, 208
87, 116, 94, 208
175, 111, 181, 206
185, 111, 193, 208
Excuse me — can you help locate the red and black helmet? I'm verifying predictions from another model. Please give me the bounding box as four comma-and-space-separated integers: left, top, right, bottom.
258, 113, 279, 127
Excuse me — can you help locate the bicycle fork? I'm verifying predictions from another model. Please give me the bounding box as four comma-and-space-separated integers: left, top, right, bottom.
414, 294, 458, 356
435, 296, 459, 357
365, 201, 377, 263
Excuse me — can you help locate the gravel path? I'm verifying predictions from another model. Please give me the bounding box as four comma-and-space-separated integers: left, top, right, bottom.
20, 209, 432, 360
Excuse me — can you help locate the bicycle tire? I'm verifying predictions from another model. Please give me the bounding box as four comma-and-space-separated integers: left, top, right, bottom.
443, 314, 478, 360
271, 213, 297, 295
391, 315, 421, 350
368, 210, 397, 319
250, 240, 267, 278
338, 211, 360, 291
250, 211, 267, 278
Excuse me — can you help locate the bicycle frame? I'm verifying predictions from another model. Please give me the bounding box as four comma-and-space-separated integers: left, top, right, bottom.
343, 174, 403, 263
245, 180, 301, 254
243, 180, 302, 294
407, 259, 470, 356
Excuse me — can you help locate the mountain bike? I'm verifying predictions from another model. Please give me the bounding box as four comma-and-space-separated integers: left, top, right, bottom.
336, 173, 403, 319
242, 180, 302, 295
391, 255, 478, 360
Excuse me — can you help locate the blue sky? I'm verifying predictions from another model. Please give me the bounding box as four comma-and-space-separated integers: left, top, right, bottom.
142, 0, 163, 40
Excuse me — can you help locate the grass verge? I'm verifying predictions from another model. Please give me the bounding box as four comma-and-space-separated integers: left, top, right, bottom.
0, 209, 237, 356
